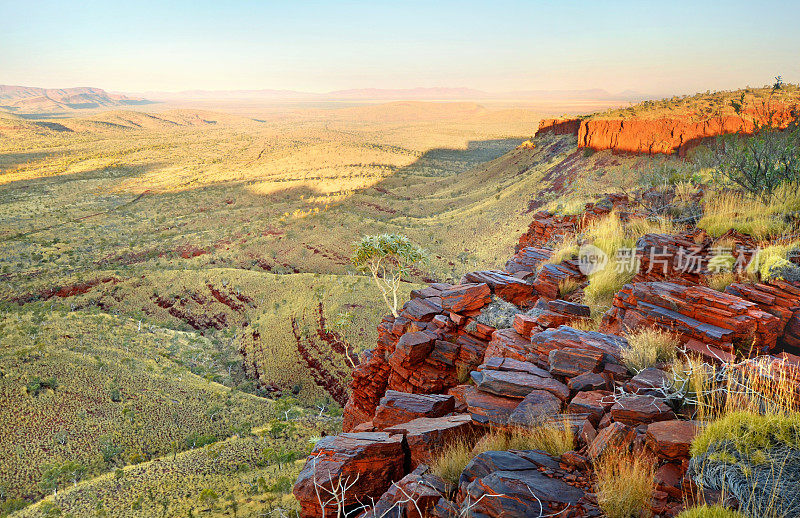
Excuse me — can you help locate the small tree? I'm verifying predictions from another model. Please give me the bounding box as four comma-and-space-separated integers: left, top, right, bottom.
352, 234, 426, 317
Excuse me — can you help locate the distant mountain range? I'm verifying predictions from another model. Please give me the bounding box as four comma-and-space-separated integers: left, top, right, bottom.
134, 86, 652, 102
0, 85, 152, 113
0, 84, 652, 114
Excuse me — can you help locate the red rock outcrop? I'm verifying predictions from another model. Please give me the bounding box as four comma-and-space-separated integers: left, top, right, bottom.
578, 105, 799, 156
601, 281, 782, 358
306, 190, 800, 518
293, 432, 406, 518
535, 117, 582, 137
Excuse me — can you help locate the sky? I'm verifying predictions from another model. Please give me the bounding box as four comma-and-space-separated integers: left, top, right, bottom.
2, 0, 799, 97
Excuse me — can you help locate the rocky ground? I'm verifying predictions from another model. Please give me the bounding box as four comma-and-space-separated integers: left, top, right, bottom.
290, 172, 800, 516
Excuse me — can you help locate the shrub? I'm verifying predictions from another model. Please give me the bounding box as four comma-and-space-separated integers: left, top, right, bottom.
352, 234, 427, 317
747, 242, 800, 281
708, 121, 800, 201
26, 376, 58, 397
621, 328, 679, 374
474, 296, 520, 329
595, 447, 656, 518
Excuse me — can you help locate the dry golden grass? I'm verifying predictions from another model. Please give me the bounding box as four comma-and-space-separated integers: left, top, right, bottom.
430, 438, 474, 485
582, 213, 677, 308
699, 188, 800, 240
595, 446, 656, 518
677, 505, 746, 518
431, 421, 575, 485
622, 327, 680, 374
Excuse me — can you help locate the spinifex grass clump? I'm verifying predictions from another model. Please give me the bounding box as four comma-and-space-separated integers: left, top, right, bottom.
594, 446, 656, 518
581, 213, 677, 309
677, 505, 746, 518
430, 420, 575, 485
746, 242, 800, 282
698, 188, 800, 240
621, 327, 679, 374
688, 412, 800, 517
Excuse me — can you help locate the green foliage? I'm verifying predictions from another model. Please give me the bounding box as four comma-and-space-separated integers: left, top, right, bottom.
26, 377, 58, 397
709, 122, 800, 200
691, 411, 800, 461
747, 243, 800, 282
352, 234, 426, 316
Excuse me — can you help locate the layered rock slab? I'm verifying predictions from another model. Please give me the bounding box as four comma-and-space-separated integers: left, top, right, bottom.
293, 432, 406, 518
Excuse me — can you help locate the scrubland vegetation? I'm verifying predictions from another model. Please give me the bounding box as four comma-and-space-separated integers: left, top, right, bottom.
3, 86, 800, 516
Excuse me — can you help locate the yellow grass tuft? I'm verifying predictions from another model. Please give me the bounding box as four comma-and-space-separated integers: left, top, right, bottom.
430, 439, 474, 485
582, 213, 678, 308
699, 188, 800, 240
677, 505, 746, 518
622, 327, 679, 374
595, 447, 656, 518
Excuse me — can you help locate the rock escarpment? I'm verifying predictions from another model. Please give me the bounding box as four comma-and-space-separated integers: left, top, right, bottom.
535, 117, 582, 137
578, 104, 799, 156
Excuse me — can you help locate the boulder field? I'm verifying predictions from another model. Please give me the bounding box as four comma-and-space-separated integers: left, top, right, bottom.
292, 196, 800, 517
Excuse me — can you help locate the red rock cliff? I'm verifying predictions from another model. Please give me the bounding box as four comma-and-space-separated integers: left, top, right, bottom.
578, 105, 798, 156
535, 118, 581, 137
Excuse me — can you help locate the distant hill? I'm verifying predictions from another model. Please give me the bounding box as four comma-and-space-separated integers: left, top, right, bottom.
0, 85, 153, 113
137, 86, 652, 102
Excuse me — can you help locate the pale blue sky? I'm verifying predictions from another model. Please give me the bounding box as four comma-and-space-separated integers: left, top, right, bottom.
2, 0, 798, 95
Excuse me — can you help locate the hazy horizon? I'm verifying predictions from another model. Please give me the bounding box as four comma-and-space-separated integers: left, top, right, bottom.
3, 0, 799, 98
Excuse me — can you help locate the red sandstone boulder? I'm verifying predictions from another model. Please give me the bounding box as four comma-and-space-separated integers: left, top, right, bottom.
385, 414, 477, 469
471, 368, 569, 401
530, 261, 585, 300
567, 390, 614, 426
293, 432, 406, 518
548, 347, 604, 378
478, 356, 550, 377
530, 325, 626, 365
461, 270, 535, 306
568, 372, 608, 392
440, 283, 491, 313
462, 385, 520, 427
588, 421, 635, 459
372, 390, 456, 430
361, 465, 449, 518
601, 281, 782, 356
460, 450, 586, 516
485, 328, 533, 362
507, 389, 563, 428
390, 331, 435, 368
505, 246, 552, 275
646, 420, 699, 459
610, 395, 676, 425
512, 313, 538, 338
